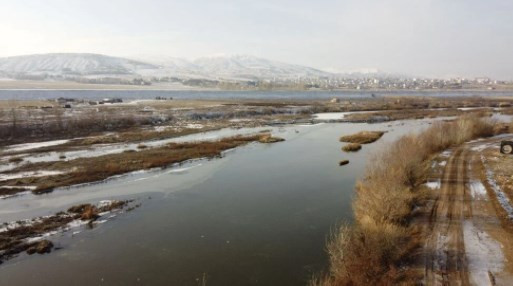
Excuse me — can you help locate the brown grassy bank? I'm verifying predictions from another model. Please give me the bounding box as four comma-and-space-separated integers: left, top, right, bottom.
313, 115, 499, 285
5, 134, 279, 194
340, 131, 385, 144
341, 143, 362, 152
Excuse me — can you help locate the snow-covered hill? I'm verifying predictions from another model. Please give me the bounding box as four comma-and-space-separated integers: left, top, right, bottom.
0, 53, 334, 80
192, 55, 331, 80
0, 53, 158, 76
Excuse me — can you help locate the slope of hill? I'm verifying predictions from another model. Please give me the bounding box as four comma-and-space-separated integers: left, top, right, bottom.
192, 55, 331, 80
0, 53, 159, 76
0, 53, 334, 81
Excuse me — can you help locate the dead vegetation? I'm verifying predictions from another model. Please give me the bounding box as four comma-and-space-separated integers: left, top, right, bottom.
8, 157, 23, 163
0, 188, 27, 197
71, 126, 213, 147
479, 146, 513, 231
0, 200, 130, 264
313, 114, 499, 286
3, 134, 273, 194
0, 106, 162, 147
339, 131, 385, 144
341, 143, 362, 152
258, 134, 285, 143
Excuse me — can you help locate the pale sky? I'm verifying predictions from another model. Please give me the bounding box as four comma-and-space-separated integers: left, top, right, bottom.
1, 0, 513, 79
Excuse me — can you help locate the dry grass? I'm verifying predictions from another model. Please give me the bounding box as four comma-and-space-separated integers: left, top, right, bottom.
340, 131, 385, 144
74, 127, 212, 147
258, 134, 285, 143
342, 143, 362, 152
315, 114, 497, 285
8, 157, 23, 163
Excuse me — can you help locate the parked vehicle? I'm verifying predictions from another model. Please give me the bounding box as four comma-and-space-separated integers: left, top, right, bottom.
500, 141, 513, 154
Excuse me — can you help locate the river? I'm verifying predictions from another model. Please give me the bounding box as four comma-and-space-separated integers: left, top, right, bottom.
0, 119, 447, 285
0, 89, 512, 101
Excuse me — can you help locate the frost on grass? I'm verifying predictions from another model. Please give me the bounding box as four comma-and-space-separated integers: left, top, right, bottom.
463, 220, 504, 286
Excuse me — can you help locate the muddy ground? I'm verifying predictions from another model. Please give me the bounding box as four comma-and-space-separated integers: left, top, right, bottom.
420, 136, 513, 285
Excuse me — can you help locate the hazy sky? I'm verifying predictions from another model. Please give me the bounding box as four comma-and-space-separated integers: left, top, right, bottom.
1, 0, 513, 79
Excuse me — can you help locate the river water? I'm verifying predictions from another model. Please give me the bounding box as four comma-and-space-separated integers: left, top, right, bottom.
0, 119, 444, 285
1, 89, 512, 101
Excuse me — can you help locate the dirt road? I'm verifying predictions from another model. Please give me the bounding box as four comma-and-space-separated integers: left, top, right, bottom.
423, 136, 513, 285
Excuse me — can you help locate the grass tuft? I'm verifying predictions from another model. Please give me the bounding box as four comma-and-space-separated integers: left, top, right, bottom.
342, 143, 362, 152
340, 131, 385, 144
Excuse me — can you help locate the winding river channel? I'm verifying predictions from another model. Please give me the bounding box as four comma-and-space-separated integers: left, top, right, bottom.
1, 118, 452, 285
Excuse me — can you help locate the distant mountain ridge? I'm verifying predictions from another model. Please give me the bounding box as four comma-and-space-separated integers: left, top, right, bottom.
0, 53, 339, 81
191, 55, 331, 80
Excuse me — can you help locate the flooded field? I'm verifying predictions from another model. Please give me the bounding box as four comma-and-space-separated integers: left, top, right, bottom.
0, 118, 439, 286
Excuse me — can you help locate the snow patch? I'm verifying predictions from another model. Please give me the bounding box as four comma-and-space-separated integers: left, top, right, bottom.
463, 220, 504, 286
154, 126, 176, 132
0, 170, 65, 182
1, 185, 37, 190
229, 118, 252, 122
441, 150, 452, 158
426, 179, 441, 190
471, 143, 491, 152
313, 111, 374, 120
4, 140, 69, 153
469, 181, 488, 200
186, 123, 204, 129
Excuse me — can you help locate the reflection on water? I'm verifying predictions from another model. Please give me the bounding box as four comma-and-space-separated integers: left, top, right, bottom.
0, 119, 439, 286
